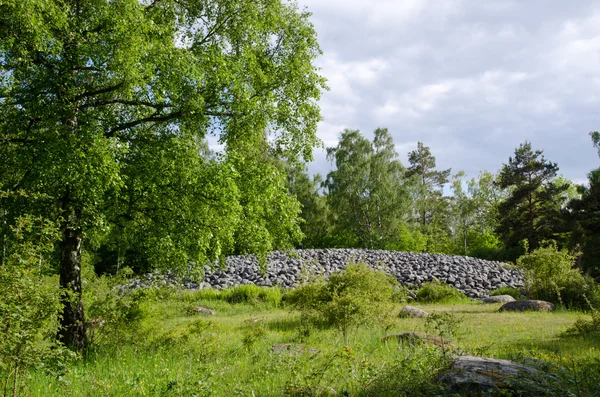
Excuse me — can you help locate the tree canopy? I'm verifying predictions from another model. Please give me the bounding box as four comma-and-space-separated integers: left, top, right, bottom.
0, 0, 326, 350
324, 128, 410, 249
496, 141, 568, 256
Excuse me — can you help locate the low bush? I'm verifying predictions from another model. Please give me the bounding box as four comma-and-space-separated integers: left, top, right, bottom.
0, 215, 75, 394
287, 262, 397, 342
85, 273, 155, 348
516, 241, 600, 310
489, 286, 524, 300
415, 280, 469, 304
566, 310, 600, 338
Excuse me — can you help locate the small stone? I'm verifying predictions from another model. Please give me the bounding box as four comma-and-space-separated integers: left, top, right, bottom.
193, 306, 216, 316
399, 305, 429, 318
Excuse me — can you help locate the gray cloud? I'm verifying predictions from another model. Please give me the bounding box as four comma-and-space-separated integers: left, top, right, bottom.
300, 0, 600, 184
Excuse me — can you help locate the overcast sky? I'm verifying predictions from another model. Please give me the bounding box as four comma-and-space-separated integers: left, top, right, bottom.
297, 0, 600, 184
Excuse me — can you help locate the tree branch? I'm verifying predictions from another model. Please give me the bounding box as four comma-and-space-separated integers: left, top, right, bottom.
71, 82, 125, 102
106, 110, 183, 137
80, 99, 175, 110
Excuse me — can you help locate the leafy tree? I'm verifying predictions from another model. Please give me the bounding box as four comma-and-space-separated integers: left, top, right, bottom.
496, 142, 568, 256
0, 0, 325, 350
285, 163, 331, 248
568, 133, 600, 276
449, 170, 506, 257
324, 128, 410, 249
450, 171, 476, 255
405, 142, 451, 252
592, 131, 600, 157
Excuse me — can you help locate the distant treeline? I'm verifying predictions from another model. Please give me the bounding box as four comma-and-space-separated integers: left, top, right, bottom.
286, 129, 600, 278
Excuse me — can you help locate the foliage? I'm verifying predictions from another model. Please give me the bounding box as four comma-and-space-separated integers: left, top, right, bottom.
591, 131, 600, 157
190, 285, 283, 306
0, 0, 325, 349
356, 347, 450, 396
0, 216, 74, 395
466, 230, 504, 259
287, 262, 397, 341
285, 163, 332, 249
425, 311, 464, 343
568, 136, 600, 277
565, 309, 600, 337
415, 280, 469, 304
450, 171, 507, 257
405, 142, 452, 253
386, 224, 427, 252
241, 318, 267, 349
12, 290, 600, 397
324, 128, 411, 249
489, 286, 524, 300
84, 271, 158, 348
516, 241, 600, 309
497, 142, 568, 257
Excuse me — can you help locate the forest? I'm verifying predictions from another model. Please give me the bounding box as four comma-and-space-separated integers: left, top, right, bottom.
2, 0, 600, 396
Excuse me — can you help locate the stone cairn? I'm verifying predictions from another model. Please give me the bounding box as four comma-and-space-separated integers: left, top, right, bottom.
127, 249, 524, 298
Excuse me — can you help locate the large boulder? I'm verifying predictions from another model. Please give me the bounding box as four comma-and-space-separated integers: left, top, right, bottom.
499, 300, 555, 312
482, 295, 516, 304
438, 355, 555, 395
399, 305, 429, 318
383, 332, 455, 350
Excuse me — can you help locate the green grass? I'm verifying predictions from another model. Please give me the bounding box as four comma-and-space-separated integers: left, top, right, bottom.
15, 289, 600, 396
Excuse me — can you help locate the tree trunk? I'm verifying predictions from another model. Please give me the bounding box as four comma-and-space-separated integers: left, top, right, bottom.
58, 194, 87, 352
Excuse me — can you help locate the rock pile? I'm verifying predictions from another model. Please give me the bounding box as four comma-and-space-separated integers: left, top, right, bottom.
128, 249, 524, 298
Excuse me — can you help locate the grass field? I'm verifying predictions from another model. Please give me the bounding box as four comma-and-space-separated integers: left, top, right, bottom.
17, 288, 600, 396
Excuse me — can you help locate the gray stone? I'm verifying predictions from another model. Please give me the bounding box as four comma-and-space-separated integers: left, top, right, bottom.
438, 355, 556, 395
399, 305, 429, 318
193, 306, 216, 316
499, 300, 555, 312
122, 249, 525, 297
482, 295, 516, 304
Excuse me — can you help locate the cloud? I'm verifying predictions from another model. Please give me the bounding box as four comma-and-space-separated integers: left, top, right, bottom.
301, 0, 600, 181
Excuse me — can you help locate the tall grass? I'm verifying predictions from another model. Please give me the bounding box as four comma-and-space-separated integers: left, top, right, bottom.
9, 285, 600, 396
184, 284, 283, 306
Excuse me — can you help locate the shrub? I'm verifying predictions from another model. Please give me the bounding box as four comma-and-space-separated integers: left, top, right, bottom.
190, 285, 283, 306
287, 262, 397, 342
489, 286, 524, 300
415, 280, 468, 304
566, 309, 600, 337
84, 270, 155, 348
516, 241, 600, 309
0, 215, 75, 393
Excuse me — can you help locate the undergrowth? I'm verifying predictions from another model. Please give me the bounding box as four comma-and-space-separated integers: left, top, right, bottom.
415, 280, 469, 304
4, 278, 600, 396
